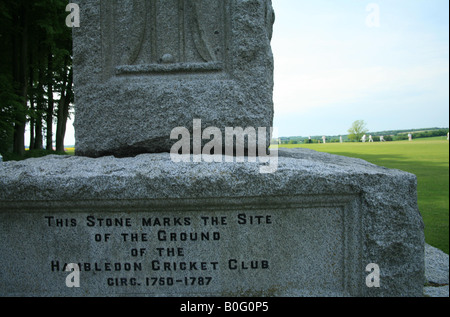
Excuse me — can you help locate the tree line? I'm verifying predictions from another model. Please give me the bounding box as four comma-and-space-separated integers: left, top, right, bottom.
0, 0, 72, 158
278, 124, 448, 144
394, 129, 449, 140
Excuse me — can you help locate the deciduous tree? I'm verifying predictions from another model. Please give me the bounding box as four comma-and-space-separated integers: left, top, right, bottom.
348, 120, 369, 142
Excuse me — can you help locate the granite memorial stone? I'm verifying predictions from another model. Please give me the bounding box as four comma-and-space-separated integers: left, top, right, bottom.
73, 0, 275, 157
0, 149, 425, 297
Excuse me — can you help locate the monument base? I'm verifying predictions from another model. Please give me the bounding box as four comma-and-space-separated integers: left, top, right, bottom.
0, 148, 424, 297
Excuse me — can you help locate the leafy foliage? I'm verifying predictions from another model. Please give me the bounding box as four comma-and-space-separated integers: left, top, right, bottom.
0, 0, 72, 157
347, 120, 369, 142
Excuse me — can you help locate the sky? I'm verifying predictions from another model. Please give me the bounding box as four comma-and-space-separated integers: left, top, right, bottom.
37, 0, 450, 146
271, 0, 449, 137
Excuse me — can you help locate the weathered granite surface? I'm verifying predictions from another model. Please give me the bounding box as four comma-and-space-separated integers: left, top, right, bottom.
425, 244, 449, 286
0, 148, 425, 297
424, 244, 449, 297
423, 285, 449, 297
73, 0, 275, 157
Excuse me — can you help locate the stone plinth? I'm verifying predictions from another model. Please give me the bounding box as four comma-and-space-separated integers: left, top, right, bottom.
0, 149, 425, 297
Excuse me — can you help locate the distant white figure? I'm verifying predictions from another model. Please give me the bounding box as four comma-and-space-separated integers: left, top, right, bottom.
322, 136, 326, 144
308, 136, 312, 144
361, 135, 367, 143
380, 136, 385, 142
447, 132, 449, 141
340, 136, 343, 143
369, 135, 374, 143
408, 133, 413, 142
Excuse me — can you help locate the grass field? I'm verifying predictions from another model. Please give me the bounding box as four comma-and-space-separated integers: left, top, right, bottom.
279, 136, 449, 254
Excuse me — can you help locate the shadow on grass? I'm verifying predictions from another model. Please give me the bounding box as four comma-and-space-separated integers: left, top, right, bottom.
322, 151, 449, 171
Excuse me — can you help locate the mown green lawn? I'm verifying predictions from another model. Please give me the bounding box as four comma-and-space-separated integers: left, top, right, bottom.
65, 147, 75, 156
279, 137, 449, 254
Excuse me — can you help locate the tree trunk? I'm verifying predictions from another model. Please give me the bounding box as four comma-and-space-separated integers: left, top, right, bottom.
28, 54, 35, 150
34, 62, 45, 150
56, 63, 73, 152
34, 115, 43, 150
12, 3, 29, 156
46, 50, 54, 151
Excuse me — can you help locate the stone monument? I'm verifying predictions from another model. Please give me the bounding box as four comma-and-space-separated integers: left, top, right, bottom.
0, 0, 425, 297
74, 0, 275, 157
